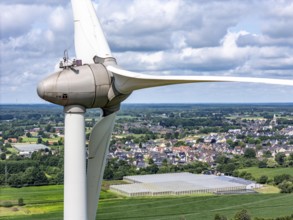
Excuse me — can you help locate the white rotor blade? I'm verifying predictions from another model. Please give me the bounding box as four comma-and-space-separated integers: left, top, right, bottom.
87, 113, 116, 220
71, 0, 112, 64
107, 65, 293, 94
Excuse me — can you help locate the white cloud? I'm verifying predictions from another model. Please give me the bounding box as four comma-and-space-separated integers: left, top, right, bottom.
0, 4, 50, 38
1, 0, 293, 104
48, 6, 73, 33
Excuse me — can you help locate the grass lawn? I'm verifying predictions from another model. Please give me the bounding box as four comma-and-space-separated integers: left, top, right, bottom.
6, 148, 18, 154
1, 184, 293, 220
238, 167, 293, 181
0, 184, 119, 219
21, 137, 60, 143
96, 193, 293, 220
20, 137, 38, 143
255, 185, 280, 194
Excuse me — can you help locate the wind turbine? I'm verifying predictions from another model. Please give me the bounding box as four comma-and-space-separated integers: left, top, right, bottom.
37, 0, 293, 220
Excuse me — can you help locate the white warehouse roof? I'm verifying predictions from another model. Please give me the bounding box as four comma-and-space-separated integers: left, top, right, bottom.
110, 172, 258, 197
13, 143, 49, 152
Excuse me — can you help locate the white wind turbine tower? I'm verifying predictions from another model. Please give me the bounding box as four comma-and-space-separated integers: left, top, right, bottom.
37, 0, 293, 220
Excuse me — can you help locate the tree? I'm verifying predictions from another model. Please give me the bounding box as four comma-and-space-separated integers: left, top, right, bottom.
113, 170, 125, 180
4, 143, 12, 149
255, 144, 262, 151
244, 148, 256, 158
196, 137, 204, 143
247, 137, 255, 144
275, 152, 286, 166
58, 138, 63, 145
226, 139, 234, 147
8, 174, 23, 187
145, 164, 159, 174
266, 158, 278, 168
22, 167, 35, 185
258, 175, 268, 184
32, 167, 48, 185
220, 163, 236, 175
288, 153, 293, 166
0, 153, 6, 160
278, 180, 293, 193
215, 155, 230, 164
86, 133, 91, 140
103, 167, 114, 180
274, 174, 292, 185
18, 137, 23, 143
26, 132, 32, 138
289, 153, 293, 161
56, 169, 64, 184
18, 198, 25, 206
234, 209, 251, 220
232, 170, 239, 177
174, 132, 179, 139
0, 174, 5, 185
38, 130, 44, 137
148, 158, 154, 165
263, 150, 272, 158
214, 214, 227, 220
162, 158, 168, 167
258, 160, 267, 168
45, 124, 52, 132
22, 167, 48, 186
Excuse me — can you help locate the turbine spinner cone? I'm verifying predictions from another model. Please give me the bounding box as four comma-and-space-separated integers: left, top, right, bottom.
37, 81, 45, 100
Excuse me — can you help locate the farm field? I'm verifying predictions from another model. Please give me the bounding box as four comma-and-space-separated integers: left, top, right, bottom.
239, 167, 293, 180
1, 185, 293, 220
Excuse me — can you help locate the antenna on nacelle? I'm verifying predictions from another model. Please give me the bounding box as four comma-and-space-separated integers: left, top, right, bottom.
64, 50, 69, 63
59, 49, 82, 69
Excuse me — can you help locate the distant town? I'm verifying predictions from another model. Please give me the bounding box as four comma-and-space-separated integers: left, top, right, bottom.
1, 103, 293, 190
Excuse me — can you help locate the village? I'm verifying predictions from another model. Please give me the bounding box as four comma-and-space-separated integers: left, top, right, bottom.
1, 104, 293, 171
108, 113, 293, 168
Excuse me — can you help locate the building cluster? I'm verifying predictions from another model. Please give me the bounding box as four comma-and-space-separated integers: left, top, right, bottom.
2, 111, 293, 167
109, 114, 293, 167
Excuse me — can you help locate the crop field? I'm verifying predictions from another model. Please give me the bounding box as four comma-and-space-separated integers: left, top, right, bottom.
1, 185, 293, 220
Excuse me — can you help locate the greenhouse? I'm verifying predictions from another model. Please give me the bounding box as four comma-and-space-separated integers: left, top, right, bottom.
110, 172, 259, 197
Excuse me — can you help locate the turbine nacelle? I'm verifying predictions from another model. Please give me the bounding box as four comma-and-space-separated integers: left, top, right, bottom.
37, 58, 131, 115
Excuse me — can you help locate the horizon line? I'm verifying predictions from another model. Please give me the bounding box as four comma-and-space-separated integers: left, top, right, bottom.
1, 102, 293, 105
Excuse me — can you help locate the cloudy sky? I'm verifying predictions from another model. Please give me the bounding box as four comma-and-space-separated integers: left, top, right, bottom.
1, 0, 293, 104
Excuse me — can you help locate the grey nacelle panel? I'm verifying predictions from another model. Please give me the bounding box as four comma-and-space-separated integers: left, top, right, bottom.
37, 64, 112, 108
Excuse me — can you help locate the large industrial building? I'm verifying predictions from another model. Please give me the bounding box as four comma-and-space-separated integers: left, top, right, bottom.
110, 172, 260, 197
13, 143, 50, 157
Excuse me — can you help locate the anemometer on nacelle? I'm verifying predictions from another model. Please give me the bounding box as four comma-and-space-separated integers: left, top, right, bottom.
59, 50, 83, 69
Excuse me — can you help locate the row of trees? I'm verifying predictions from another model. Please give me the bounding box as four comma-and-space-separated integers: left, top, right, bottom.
215, 209, 293, 220
103, 158, 209, 180
1, 149, 210, 186
215, 150, 293, 178
258, 152, 293, 168
0, 167, 50, 187
0, 150, 63, 187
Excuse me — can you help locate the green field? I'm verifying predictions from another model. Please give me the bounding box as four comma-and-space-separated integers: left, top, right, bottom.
20, 137, 60, 143
239, 167, 293, 180
1, 185, 293, 220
